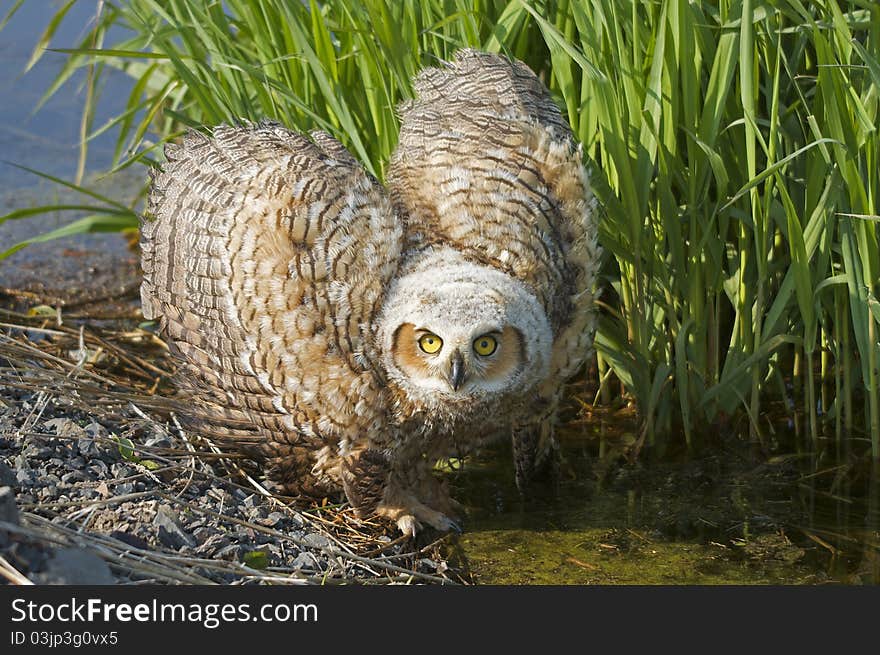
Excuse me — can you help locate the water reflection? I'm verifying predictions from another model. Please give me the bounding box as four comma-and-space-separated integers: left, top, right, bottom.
449, 421, 880, 584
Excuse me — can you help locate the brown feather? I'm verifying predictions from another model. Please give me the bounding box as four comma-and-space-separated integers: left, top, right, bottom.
140, 50, 600, 534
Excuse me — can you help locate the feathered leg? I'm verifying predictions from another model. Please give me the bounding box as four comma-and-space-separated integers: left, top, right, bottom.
341, 449, 460, 536
512, 416, 560, 491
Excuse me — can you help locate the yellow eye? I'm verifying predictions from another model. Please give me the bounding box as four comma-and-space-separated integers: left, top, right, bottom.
418, 333, 443, 354
473, 335, 497, 357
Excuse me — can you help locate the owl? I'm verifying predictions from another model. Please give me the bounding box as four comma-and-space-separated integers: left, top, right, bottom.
139, 49, 600, 536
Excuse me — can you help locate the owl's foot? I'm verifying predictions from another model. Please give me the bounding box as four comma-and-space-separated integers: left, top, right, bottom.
391, 510, 461, 538
376, 497, 461, 537
342, 449, 462, 536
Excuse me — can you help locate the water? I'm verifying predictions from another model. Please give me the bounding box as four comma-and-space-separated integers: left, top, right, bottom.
0, 1, 129, 186
448, 419, 880, 584
0, 1, 139, 302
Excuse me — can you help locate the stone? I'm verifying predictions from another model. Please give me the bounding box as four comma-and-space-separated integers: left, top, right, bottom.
0, 460, 15, 486
44, 418, 87, 441
302, 532, 331, 549
291, 551, 320, 571
109, 530, 150, 551
36, 547, 115, 585
0, 486, 20, 525
154, 505, 195, 549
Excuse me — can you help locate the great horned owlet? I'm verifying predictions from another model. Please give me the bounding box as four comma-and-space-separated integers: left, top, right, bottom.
140, 49, 600, 535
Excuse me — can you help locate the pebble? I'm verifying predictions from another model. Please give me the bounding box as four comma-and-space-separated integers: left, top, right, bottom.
291, 551, 320, 571
39, 486, 58, 500
45, 418, 87, 441
0, 486, 20, 525
84, 421, 109, 439
61, 471, 88, 484
36, 547, 115, 585
23, 445, 52, 460
42, 474, 62, 487
302, 532, 331, 550
109, 530, 150, 550
77, 438, 101, 458
0, 460, 15, 487
263, 511, 287, 528
143, 426, 171, 449
111, 463, 134, 477
15, 468, 35, 487
154, 505, 196, 549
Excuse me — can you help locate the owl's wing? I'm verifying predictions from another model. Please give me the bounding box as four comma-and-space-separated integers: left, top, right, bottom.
140, 123, 402, 492
388, 49, 600, 387
388, 50, 600, 488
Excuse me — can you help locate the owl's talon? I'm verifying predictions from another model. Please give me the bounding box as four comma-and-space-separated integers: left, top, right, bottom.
389, 508, 460, 536
397, 515, 420, 538
443, 517, 462, 534
421, 512, 462, 534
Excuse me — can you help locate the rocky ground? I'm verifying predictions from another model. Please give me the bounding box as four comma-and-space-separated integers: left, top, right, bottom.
0, 283, 464, 585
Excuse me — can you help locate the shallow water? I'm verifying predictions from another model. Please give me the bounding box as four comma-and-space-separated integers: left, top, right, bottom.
0, 2, 138, 302
449, 425, 879, 585
0, 1, 130, 187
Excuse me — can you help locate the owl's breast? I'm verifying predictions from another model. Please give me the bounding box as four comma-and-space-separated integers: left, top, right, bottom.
389, 383, 530, 452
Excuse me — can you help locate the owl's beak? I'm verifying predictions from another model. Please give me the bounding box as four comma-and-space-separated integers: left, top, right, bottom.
449, 350, 466, 391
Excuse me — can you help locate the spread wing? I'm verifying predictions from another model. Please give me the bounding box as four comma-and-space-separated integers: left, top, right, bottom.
140, 123, 402, 488
387, 49, 601, 384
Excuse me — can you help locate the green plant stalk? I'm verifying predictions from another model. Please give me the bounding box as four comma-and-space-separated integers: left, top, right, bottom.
821, 327, 829, 421
834, 287, 843, 442
844, 301, 853, 434
739, 0, 760, 442
870, 316, 879, 457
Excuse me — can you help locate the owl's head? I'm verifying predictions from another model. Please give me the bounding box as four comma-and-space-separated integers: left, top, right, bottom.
377, 255, 553, 408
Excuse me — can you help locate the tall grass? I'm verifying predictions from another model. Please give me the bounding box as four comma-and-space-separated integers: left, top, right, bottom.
2, 0, 879, 458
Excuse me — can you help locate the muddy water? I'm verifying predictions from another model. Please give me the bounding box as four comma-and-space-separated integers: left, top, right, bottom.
448, 425, 879, 584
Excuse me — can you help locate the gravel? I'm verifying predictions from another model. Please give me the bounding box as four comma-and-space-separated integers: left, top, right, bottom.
0, 374, 459, 585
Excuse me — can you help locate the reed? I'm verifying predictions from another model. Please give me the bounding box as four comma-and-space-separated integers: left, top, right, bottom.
2, 0, 878, 457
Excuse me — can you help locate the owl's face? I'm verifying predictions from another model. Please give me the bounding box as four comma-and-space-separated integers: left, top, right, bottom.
391, 318, 525, 396
378, 253, 553, 407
